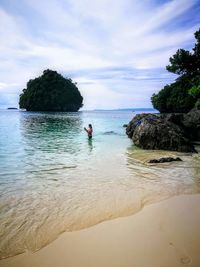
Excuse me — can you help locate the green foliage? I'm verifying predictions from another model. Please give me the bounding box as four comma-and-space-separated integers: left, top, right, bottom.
152, 28, 200, 113
151, 79, 196, 113
19, 70, 83, 111
195, 99, 200, 110
188, 76, 200, 98
193, 29, 200, 69
166, 49, 195, 76
189, 84, 200, 98
151, 85, 171, 113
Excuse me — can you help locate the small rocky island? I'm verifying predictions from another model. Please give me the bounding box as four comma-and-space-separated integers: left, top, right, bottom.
126, 28, 200, 153
19, 69, 83, 112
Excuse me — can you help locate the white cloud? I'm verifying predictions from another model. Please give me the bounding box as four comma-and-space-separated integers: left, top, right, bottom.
0, 0, 199, 108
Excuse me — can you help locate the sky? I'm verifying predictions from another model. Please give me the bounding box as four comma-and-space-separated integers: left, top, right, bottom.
0, 0, 200, 110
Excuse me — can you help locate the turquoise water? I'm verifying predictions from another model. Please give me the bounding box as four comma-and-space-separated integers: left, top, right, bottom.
0, 110, 200, 259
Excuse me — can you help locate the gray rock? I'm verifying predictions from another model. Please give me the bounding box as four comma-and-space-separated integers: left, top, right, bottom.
126, 113, 196, 153
160, 113, 184, 125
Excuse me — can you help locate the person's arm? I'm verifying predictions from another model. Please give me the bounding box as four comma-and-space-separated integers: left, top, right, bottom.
84, 127, 88, 133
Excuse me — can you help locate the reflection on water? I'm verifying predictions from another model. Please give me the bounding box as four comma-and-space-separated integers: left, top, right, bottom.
0, 110, 200, 260
21, 112, 83, 153
87, 138, 93, 152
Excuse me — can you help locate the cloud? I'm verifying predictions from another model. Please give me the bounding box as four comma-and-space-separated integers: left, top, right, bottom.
0, 0, 199, 109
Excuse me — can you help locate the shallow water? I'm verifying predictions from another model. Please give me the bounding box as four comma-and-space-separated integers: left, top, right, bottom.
0, 110, 200, 259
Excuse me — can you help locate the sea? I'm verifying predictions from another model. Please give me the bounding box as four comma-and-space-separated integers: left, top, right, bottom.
0, 109, 200, 259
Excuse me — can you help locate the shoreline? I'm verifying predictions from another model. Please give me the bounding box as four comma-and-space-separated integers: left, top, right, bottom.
1, 194, 200, 267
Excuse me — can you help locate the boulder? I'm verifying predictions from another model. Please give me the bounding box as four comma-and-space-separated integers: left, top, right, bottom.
126, 113, 196, 153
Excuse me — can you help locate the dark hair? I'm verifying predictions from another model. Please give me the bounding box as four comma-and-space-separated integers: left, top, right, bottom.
89, 124, 92, 128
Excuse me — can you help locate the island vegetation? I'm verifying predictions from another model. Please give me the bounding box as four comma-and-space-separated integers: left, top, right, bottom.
19, 69, 83, 111
151, 28, 200, 113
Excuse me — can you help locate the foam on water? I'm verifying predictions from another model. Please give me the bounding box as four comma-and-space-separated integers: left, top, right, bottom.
0, 110, 200, 259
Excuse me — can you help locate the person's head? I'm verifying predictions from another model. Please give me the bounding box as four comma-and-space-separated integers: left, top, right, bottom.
88, 124, 92, 129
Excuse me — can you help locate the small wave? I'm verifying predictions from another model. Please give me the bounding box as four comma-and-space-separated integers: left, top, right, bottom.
103, 131, 119, 135
30, 165, 77, 173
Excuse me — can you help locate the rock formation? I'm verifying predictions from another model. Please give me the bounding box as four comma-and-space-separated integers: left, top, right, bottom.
126, 111, 199, 153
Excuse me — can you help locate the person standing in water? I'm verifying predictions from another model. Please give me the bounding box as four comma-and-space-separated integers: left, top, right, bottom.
84, 124, 93, 139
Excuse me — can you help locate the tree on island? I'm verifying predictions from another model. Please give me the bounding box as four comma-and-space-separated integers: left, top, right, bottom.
19, 69, 83, 111
151, 28, 200, 113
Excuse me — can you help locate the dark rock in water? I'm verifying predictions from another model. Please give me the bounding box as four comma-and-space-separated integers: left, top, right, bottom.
126, 113, 196, 153
123, 124, 128, 128
7, 107, 18, 110
148, 157, 182, 163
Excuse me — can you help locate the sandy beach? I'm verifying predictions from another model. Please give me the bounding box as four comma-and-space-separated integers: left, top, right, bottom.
1, 194, 200, 267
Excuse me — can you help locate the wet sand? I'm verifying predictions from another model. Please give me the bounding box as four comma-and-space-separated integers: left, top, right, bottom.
1, 194, 200, 267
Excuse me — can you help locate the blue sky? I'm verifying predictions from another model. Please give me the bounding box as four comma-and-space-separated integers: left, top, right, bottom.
0, 0, 200, 109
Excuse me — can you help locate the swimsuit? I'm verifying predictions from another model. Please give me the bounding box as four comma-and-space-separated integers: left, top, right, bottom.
88, 128, 93, 139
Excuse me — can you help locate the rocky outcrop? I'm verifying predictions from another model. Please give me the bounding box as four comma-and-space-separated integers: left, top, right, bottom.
126, 113, 197, 153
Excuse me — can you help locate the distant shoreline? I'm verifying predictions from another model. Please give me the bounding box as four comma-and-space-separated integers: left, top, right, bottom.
92, 108, 156, 112
0, 108, 156, 112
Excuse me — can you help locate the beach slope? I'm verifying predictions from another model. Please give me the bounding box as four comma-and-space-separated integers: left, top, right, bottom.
1, 194, 200, 267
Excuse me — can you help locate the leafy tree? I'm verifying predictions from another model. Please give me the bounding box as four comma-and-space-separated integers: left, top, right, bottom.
151, 84, 171, 113
189, 77, 200, 110
152, 28, 200, 113
19, 70, 83, 111
166, 49, 195, 77
189, 76, 200, 98
189, 84, 200, 98
151, 78, 195, 113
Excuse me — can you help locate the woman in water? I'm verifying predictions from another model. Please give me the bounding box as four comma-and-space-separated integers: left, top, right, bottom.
84, 124, 93, 139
